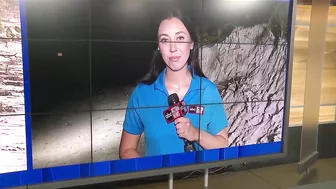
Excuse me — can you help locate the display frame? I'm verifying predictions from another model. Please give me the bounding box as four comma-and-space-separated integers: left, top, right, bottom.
0, 0, 296, 188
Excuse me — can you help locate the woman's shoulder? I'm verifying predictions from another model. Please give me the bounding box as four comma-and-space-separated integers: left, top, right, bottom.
199, 76, 218, 91
128, 82, 153, 96
198, 76, 222, 101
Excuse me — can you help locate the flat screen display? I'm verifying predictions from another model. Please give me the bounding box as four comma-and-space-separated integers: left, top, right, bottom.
0, 0, 293, 188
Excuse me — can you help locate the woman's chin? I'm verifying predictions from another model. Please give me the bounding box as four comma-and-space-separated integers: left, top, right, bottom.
167, 63, 187, 72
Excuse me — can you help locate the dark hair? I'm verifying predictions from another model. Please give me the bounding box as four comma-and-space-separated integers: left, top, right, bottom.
140, 8, 206, 85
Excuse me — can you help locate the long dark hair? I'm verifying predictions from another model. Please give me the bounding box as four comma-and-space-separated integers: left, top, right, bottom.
140, 8, 206, 85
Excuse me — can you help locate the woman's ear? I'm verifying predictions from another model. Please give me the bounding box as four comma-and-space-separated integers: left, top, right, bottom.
190, 42, 194, 50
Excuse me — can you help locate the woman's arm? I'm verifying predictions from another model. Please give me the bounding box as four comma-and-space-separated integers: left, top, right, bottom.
119, 85, 144, 159
197, 127, 228, 149
119, 130, 141, 159
195, 81, 230, 150
175, 117, 228, 150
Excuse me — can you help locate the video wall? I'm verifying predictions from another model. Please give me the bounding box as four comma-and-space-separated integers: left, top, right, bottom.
0, 0, 293, 188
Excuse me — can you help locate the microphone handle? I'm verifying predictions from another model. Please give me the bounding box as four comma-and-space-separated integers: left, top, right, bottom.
183, 139, 195, 152
171, 102, 195, 152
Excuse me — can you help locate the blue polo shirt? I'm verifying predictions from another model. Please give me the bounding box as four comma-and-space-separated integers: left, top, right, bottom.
123, 68, 229, 157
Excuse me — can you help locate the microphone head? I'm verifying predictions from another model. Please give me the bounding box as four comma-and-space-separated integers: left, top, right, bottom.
168, 93, 179, 106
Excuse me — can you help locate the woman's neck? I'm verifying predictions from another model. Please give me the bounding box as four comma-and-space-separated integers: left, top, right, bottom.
164, 65, 192, 100
165, 66, 192, 86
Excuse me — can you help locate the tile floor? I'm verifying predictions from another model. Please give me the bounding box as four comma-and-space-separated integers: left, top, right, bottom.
119, 158, 336, 189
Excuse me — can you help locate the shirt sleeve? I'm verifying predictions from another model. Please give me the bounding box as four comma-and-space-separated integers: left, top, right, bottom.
123, 86, 144, 135
204, 83, 229, 135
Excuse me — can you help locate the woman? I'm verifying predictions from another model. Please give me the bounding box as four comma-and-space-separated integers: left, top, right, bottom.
119, 8, 229, 159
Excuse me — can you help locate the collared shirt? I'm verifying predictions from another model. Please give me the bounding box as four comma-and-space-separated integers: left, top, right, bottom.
123, 68, 228, 157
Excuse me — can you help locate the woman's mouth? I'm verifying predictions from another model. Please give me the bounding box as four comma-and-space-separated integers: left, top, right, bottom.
169, 56, 181, 62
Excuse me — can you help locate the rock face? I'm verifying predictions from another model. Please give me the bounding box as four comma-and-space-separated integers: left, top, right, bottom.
200, 24, 287, 146
0, 0, 27, 174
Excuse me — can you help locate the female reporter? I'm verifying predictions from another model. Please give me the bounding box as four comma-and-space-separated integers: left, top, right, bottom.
119, 8, 229, 159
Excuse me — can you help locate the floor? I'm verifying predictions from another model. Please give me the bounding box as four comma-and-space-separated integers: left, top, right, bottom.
116, 158, 336, 189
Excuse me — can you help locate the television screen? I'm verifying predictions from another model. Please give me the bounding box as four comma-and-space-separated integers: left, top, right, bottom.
0, 0, 292, 188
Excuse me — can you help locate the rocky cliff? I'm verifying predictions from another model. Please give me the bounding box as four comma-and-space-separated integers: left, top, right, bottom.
200, 24, 287, 146
0, 0, 27, 174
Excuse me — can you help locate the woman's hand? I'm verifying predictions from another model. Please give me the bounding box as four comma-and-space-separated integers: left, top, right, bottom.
174, 117, 198, 142
174, 117, 229, 150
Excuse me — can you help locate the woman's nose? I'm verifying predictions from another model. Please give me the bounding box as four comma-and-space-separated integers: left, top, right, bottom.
169, 41, 177, 52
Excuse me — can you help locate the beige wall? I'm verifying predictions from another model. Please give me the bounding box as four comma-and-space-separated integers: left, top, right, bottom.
289, 5, 336, 126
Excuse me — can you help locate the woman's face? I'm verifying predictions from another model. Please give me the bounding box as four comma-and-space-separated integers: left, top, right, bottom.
157, 17, 194, 72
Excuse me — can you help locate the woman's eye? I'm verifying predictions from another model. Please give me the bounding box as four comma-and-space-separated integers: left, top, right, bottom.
160, 38, 168, 43
177, 36, 185, 41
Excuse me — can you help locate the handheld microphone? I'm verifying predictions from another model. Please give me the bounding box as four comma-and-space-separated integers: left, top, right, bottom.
163, 95, 187, 124
164, 93, 195, 152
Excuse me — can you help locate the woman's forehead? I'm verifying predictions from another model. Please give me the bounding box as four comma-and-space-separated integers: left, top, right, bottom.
158, 17, 189, 36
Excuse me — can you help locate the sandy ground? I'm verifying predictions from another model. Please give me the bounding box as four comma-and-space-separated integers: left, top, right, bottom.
0, 115, 27, 174
32, 88, 146, 168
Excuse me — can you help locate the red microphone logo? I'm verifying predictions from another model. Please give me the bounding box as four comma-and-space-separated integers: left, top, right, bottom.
163, 100, 187, 123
